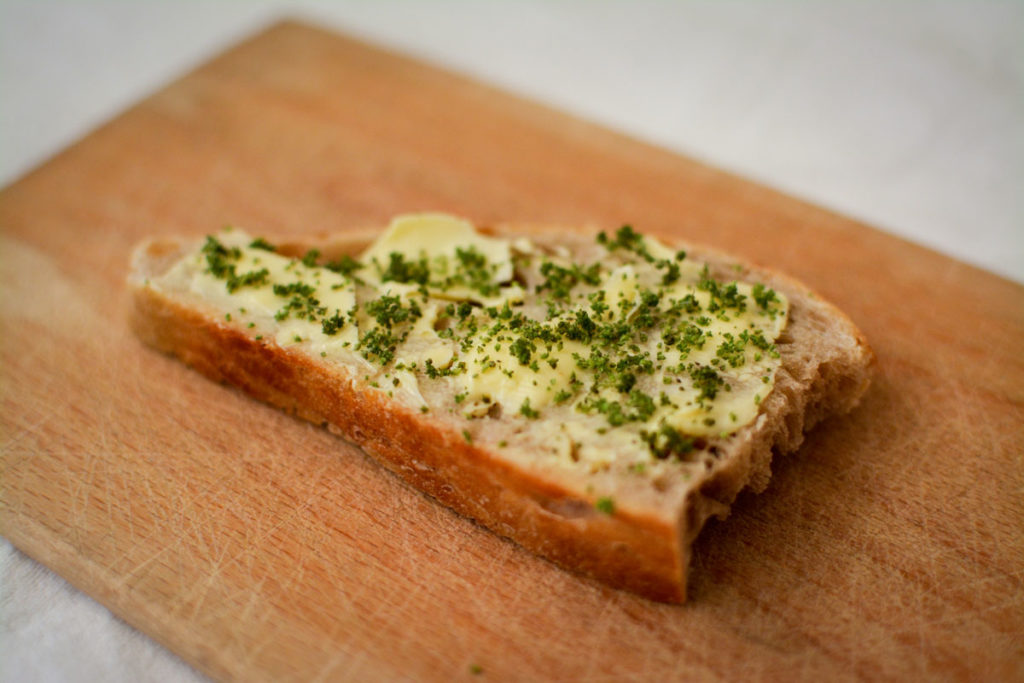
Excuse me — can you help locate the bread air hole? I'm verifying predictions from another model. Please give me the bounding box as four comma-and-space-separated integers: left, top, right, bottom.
510, 267, 529, 289
537, 496, 596, 519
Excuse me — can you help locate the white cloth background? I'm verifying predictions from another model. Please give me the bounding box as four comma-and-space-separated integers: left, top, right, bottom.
1, 2, 1021, 681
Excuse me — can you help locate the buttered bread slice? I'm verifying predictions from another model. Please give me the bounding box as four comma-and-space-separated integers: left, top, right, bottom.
129, 213, 872, 602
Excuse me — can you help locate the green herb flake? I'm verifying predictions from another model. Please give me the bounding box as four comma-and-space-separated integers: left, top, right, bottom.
249, 237, 276, 251
519, 399, 540, 419
379, 251, 430, 285
640, 424, 695, 460
301, 249, 320, 268
325, 254, 364, 277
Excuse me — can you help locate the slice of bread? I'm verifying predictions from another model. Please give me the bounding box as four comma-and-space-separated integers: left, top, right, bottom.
128, 215, 872, 603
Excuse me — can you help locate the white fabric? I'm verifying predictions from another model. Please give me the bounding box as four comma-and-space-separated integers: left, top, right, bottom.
1, 2, 1021, 680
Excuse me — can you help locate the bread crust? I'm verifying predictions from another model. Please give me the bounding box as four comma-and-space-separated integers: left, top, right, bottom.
129, 223, 873, 603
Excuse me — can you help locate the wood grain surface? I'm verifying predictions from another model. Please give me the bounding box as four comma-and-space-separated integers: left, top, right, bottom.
1, 20, 1022, 682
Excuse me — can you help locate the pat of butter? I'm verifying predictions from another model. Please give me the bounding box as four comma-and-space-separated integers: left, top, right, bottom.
457, 333, 587, 417
359, 213, 522, 305
167, 229, 359, 352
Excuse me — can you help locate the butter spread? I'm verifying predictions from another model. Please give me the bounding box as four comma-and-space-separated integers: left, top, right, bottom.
161, 214, 788, 469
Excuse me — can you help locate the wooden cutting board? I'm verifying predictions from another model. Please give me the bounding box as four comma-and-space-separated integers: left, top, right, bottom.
1, 20, 1021, 681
